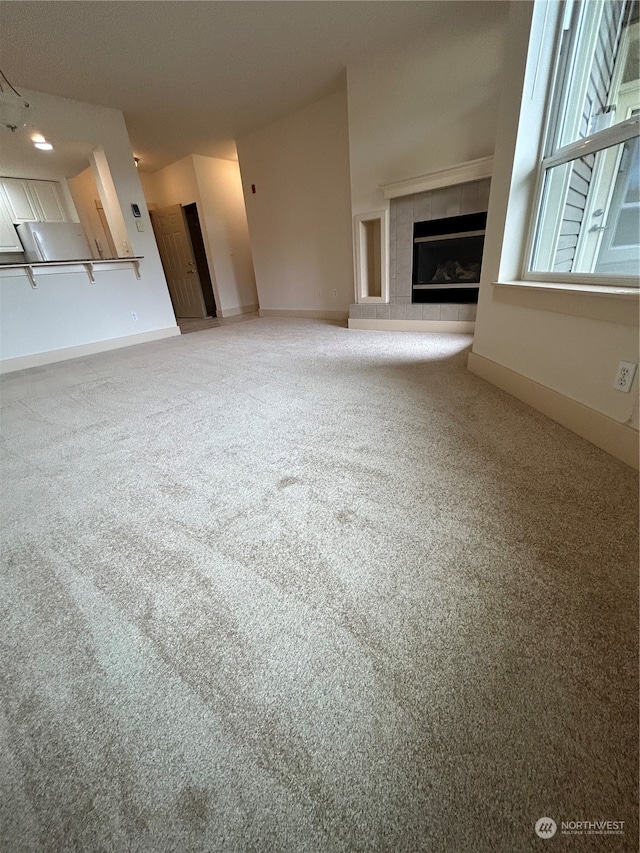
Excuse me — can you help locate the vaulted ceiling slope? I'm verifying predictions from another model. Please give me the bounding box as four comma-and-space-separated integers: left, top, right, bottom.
1, 1, 508, 172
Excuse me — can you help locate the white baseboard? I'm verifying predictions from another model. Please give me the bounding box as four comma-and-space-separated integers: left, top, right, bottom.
0, 326, 181, 374
219, 304, 259, 318
349, 319, 475, 333
259, 309, 348, 320
467, 351, 639, 470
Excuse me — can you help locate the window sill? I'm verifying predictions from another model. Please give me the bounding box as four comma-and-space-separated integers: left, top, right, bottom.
491, 280, 639, 326
494, 280, 639, 298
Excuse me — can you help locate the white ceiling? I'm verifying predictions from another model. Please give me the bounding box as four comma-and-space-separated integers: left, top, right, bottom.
0, 1, 508, 174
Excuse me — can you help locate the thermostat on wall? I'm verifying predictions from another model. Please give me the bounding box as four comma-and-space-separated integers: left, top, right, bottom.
131, 203, 141, 218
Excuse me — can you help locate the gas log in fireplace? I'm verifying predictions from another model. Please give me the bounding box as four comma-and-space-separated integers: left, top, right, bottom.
412, 211, 487, 304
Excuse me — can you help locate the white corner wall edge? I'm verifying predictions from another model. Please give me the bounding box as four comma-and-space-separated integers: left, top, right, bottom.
259, 309, 349, 320
0, 326, 181, 374
349, 319, 475, 334
467, 351, 639, 470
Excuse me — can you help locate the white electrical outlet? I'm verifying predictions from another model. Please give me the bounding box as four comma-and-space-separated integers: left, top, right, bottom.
332, 288, 338, 297
613, 361, 637, 392
131, 312, 138, 321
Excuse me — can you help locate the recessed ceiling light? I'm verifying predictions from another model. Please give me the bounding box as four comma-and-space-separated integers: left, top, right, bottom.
34, 141, 53, 150
31, 133, 46, 143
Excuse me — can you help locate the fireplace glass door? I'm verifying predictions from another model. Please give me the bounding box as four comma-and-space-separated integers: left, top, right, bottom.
412, 211, 486, 303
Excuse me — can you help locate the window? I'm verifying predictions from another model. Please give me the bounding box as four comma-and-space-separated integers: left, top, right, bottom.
526, 0, 640, 284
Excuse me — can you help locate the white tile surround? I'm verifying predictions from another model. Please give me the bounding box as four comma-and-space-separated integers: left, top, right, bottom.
349, 175, 491, 330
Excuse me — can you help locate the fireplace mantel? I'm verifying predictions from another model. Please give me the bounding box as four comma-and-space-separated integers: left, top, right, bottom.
380, 156, 493, 200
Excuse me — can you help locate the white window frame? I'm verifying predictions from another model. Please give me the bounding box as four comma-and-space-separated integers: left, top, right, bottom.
522, 0, 640, 288
573, 21, 640, 270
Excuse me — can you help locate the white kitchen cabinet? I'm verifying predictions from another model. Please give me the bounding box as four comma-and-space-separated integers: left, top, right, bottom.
0, 193, 23, 252
1, 179, 40, 222
0, 179, 68, 224
27, 181, 67, 222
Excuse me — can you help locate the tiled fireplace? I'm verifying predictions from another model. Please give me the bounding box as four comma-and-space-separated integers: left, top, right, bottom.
349, 174, 491, 326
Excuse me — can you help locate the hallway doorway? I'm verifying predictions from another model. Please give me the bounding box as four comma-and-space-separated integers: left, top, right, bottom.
183, 203, 217, 317
150, 204, 217, 319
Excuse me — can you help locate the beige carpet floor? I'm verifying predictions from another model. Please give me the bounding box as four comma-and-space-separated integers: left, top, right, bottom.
0, 319, 637, 852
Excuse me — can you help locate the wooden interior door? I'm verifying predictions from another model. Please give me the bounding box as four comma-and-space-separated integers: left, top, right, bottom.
150, 205, 207, 318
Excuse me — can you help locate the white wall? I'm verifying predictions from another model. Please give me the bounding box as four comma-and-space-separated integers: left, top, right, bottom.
346, 5, 508, 215
68, 167, 116, 260
470, 2, 639, 459
191, 155, 258, 316
0, 90, 177, 367
140, 154, 257, 316
236, 85, 353, 317
67, 167, 103, 258
139, 155, 201, 210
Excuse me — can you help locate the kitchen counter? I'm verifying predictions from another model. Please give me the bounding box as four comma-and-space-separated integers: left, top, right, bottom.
0, 256, 143, 287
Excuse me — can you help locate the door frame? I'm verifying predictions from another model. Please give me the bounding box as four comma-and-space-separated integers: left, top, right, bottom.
183, 202, 217, 317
